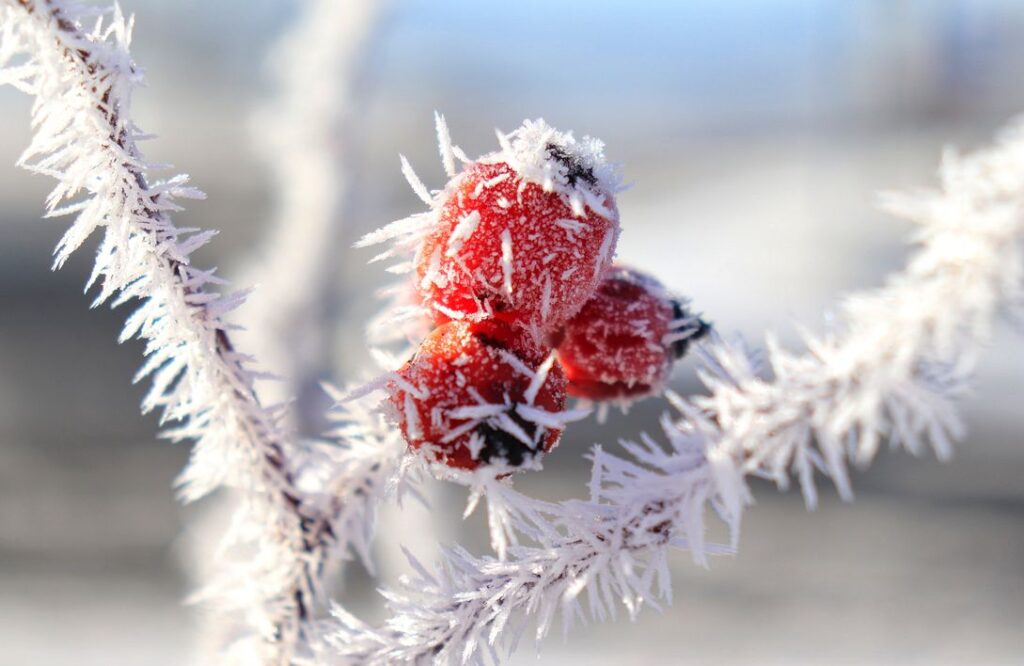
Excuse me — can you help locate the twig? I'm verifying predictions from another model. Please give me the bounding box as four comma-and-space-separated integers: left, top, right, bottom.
240, 0, 388, 435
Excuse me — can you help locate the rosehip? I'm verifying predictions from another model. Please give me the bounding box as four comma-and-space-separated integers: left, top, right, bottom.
387, 319, 567, 471
416, 120, 621, 332
553, 266, 709, 401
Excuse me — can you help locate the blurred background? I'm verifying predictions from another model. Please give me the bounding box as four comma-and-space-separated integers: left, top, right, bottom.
2, 1, 1024, 664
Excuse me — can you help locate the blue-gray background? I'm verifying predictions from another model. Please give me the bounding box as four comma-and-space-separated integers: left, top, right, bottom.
1, 1, 1022, 664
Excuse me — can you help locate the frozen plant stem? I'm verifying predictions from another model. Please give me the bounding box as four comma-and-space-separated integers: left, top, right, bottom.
192, 0, 390, 659
0, 1, 393, 663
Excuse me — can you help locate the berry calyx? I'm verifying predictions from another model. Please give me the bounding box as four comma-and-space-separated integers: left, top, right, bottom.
553, 266, 709, 401
416, 120, 621, 332
387, 319, 567, 471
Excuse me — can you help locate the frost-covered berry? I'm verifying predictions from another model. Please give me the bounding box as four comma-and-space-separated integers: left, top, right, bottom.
387, 319, 568, 471
415, 119, 621, 331
553, 266, 709, 401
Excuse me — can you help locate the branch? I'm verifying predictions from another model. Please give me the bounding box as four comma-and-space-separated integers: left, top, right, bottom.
0, 2, 393, 662
240, 0, 388, 435
195, 393, 405, 664
189, 1, 393, 658
331, 120, 1024, 663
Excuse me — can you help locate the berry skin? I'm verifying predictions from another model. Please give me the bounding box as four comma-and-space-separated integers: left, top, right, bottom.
387, 319, 567, 471
417, 142, 619, 332
553, 266, 709, 401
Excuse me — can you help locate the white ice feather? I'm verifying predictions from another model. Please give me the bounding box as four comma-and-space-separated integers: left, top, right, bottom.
500, 228, 514, 300
400, 153, 433, 206
434, 111, 456, 177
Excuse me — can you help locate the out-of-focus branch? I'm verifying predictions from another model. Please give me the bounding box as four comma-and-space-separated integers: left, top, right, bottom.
241, 0, 389, 436
189, 2, 393, 659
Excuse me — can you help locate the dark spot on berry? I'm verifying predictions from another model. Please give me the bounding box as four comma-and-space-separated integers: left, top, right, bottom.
475, 289, 510, 313
475, 332, 508, 351
546, 143, 597, 187
669, 300, 711, 359
670, 300, 685, 324
474, 409, 538, 467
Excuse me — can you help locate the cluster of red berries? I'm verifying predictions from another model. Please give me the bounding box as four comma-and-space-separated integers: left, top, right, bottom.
366, 119, 707, 472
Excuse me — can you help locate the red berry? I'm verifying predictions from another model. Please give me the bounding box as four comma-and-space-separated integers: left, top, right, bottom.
387, 319, 567, 471
553, 266, 708, 401
416, 121, 620, 332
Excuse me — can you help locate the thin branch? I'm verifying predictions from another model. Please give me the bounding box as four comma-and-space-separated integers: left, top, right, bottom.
240, 0, 388, 435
